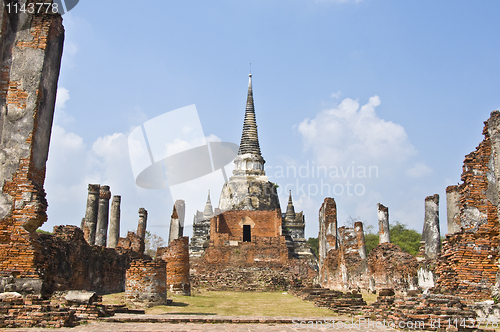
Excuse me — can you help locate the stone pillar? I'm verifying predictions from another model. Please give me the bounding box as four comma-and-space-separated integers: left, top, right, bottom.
423, 194, 441, 259
377, 203, 390, 244
108, 195, 121, 248
83, 184, 100, 245
354, 221, 367, 260
446, 185, 460, 235
168, 205, 180, 245
318, 198, 338, 267
95, 185, 111, 247
137, 208, 148, 240
158, 236, 191, 296
174, 199, 185, 237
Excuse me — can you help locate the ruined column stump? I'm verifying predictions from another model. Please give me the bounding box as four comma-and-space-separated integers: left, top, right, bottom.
137, 208, 147, 240
377, 203, 390, 244
446, 185, 460, 235
354, 221, 367, 260
83, 184, 100, 245
168, 205, 180, 245
125, 259, 166, 307
95, 186, 111, 247
108, 195, 121, 248
158, 236, 191, 296
423, 194, 441, 260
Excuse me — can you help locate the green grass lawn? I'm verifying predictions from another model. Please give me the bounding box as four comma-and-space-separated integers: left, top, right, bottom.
103, 290, 339, 317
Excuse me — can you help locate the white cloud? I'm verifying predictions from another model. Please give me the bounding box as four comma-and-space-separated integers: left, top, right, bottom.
54, 87, 75, 124
55, 87, 70, 109
298, 95, 416, 167
331, 90, 342, 99
292, 94, 434, 238
405, 162, 433, 178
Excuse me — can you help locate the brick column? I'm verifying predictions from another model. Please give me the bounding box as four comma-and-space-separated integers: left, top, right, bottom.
446, 185, 460, 235
125, 259, 166, 307
95, 185, 111, 247
378, 203, 390, 244
318, 197, 338, 267
423, 194, 441, 259
354, 221, 367, 260
159, 236, 191, 296
108, 195, 121, 248
83, 184, 100, 245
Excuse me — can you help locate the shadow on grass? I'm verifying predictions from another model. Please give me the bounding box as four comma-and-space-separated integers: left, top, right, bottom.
168, 302, 189, 307
160, 312, 217, 316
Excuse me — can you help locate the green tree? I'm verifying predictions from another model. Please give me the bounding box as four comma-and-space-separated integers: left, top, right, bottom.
307, 237, 319, 257
144, 231, 166, 258
365, 233, 379, 255
389, 221, 421, 256
364, 222, 421, 256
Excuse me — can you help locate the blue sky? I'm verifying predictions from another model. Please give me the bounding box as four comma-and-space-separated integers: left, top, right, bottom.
43, 0, 500, 240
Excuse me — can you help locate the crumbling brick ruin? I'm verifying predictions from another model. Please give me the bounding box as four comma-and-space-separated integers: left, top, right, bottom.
308, 111, 500, 322
157, 236, 191, 296
0, 4, 158, 316
125, 259, 167, 307
0, 0, 64, 291
318, 198, 418, 294
433, 111, 500, 301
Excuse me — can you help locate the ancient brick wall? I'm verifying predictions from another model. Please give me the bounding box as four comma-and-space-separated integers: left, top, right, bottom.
0, 1, 64, 280
125, 259, 166, 307
190, 255, 317, 291
367, 243, 418, 293
157, 236, 190, 296
116, 231, 144, 255
319, 225, 368, 291
35, 226, 138, 295
210, 209, 282, 244
435, 112, 500, 300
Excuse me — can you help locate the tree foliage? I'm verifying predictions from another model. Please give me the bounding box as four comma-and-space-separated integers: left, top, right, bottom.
307, 237, 319, 257
144, 231, 166, 258
308, 221, 421, 258
364, 221, 421, 256
389, 221, 421, 256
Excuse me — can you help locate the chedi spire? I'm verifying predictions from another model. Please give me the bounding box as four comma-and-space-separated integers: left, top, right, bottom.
238, 74, 262, 156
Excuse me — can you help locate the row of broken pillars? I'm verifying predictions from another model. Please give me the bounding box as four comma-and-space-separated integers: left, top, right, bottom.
376, 194, 442, 260
82, 184, 148, 249
81, 184, 149, 248
330, 196, 442, 261
82, 184, 120, 247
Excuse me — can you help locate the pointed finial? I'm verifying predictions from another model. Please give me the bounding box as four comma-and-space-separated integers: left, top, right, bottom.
238, 74, 261, 156
171, 204, 178, 219
203, 190, 213, 218
285, 190, 295, 219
